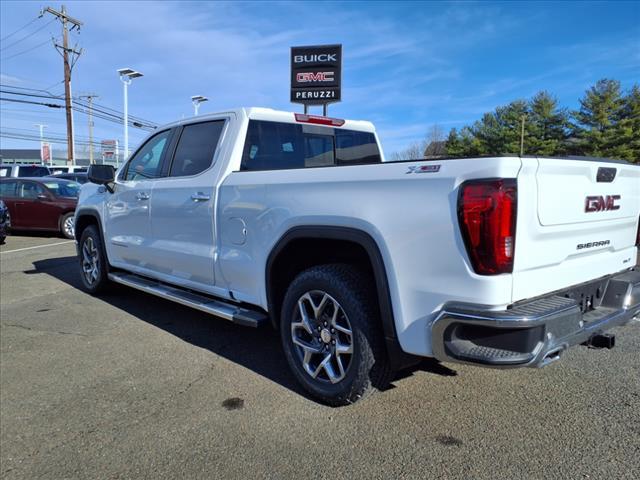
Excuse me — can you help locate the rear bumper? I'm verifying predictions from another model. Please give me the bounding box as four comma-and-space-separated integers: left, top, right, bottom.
431, 267, 640, 368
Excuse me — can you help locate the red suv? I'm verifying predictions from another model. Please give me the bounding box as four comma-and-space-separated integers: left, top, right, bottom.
0, 178, 80, 238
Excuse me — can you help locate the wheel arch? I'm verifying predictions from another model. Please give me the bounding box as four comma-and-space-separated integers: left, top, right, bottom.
74, 208, 109, 267
74, 208, 103, 240
266, 226, 416, 370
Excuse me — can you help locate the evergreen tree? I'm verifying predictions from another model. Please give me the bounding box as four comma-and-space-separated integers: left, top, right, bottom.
471, 100, 529, 155
610, 85, 640, 162
444, 128, 463, 156
572, 79, 624, 156
528, 91, 570, 155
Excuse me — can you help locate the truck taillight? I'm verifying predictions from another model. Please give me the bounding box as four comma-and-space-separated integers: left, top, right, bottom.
458, 179, 517, 275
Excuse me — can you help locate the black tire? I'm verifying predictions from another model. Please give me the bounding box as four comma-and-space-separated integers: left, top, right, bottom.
280, 264, 393, 406
78, 225, 110, 294
60, 212, 75, 239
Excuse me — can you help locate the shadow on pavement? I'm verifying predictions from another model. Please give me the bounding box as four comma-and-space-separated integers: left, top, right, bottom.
29, 255, 458, 402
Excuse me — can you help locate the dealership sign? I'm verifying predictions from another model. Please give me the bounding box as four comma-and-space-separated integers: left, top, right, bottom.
291, 44, 342, 105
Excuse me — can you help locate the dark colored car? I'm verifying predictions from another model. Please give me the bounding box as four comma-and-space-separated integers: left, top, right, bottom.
48, 172, 88, 184
0, 199, 9, 244
0, 178, 80, 239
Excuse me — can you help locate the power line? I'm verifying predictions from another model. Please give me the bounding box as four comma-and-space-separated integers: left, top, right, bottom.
1, 87, 158, 130
0, 37, 59, 62
0, 131, 96, 147
0, 18, 56, 52
2, 126, 91, 141
0, 16, 40, 42
0, 84, 158, 126
0, 96, 63, 108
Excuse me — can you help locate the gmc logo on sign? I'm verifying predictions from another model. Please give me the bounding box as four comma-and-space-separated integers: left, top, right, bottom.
296, 72, 334, 83
585, 195, 621, 212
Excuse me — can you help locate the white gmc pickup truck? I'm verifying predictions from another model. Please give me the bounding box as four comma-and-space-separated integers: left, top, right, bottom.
75, 107, 640, 405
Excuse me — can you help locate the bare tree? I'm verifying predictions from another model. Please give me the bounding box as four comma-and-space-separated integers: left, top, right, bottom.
389, 141, 427, 161
388, 123, 446, 161
424, 123, 447, 157
427, 124, 445, 144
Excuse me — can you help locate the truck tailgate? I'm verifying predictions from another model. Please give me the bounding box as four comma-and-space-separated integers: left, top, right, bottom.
512, 157, 640, 303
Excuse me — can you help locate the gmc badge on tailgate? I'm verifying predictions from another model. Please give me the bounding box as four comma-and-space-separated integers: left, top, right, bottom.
585, 195, 620, 212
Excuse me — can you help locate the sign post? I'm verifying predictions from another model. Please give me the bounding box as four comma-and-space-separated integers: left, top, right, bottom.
291, 44, 342, 116
41, 143, 51, 165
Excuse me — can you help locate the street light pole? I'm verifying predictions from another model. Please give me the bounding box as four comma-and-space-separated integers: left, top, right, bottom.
34, 124, 47, 164
123, 77, 129, 158
117, 68, 144, 160
191, 95, 208, 116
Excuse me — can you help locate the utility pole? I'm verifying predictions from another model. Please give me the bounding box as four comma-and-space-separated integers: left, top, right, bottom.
34, 124, 48, 164
520, 114, 526, 156
80, 94, 98, 163
44, 5, 82, 166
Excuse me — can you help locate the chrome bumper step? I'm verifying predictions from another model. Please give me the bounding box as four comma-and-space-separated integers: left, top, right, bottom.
108, 272, 268, 328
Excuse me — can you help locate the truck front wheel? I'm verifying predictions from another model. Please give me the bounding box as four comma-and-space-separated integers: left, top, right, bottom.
78, 225, 110, 294
280, 264, 393, 406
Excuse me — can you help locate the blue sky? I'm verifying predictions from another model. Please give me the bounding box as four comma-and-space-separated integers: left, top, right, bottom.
1, 0, 639, 157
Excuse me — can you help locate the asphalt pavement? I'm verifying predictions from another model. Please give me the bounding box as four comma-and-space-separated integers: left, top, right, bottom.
1, 234, 639, 479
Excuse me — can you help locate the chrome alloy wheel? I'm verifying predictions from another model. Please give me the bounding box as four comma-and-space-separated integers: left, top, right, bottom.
81, 236, 100, 285
63, 216, 75, 238
291, 290, 354, 384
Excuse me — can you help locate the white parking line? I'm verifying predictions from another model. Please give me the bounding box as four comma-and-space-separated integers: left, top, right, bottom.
0, 240, 75, 254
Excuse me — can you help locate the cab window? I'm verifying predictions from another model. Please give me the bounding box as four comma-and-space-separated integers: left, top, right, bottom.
123, 130, 172, 181
169, 121, 225, 177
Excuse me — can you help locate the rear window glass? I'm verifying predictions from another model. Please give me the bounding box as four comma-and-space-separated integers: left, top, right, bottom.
335, 130, 381, 165
170, 121, 225, 177
240, 120, 381, 171
18, 166, 50, 177
0, 168, 9, 177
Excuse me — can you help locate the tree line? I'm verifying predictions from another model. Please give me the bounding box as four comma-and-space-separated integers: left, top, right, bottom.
442, 79, 639, 163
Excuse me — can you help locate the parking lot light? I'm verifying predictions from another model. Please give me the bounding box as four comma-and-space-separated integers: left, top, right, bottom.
118, 68, 144, 161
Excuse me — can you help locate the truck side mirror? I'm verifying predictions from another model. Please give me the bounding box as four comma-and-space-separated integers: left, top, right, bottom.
88, 165, 115, 192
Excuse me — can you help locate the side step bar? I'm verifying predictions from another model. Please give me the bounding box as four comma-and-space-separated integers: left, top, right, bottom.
107, 272, 268, 328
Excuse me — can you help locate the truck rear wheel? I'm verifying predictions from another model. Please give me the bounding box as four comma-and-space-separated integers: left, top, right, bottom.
280, 264, 393, 406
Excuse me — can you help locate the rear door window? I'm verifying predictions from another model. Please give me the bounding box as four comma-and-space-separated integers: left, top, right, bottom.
169, 120, 225, 177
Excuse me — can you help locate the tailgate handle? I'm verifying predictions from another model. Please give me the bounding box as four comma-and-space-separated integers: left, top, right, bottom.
597, 167, 616, 183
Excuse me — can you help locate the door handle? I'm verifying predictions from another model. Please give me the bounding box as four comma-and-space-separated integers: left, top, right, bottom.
136, 192, 150, 201
191, 192, 211, 202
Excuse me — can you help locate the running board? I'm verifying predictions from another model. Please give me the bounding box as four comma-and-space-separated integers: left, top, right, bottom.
107, 272, 268, 328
